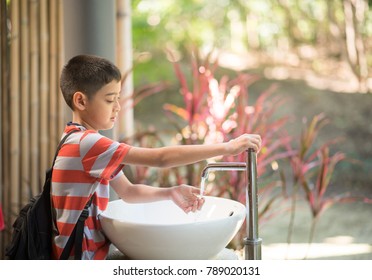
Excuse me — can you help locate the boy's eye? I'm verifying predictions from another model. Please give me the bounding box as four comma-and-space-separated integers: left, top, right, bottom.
106, 100, 114, 103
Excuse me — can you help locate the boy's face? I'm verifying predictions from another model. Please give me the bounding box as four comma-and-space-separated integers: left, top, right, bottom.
81, 80, 122, 131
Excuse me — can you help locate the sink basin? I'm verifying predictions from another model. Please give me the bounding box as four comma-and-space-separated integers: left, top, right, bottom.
99, 196, 246, 260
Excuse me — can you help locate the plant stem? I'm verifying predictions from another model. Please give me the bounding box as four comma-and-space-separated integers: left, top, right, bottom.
304, 215, 319, 260
286, 183, 298, 259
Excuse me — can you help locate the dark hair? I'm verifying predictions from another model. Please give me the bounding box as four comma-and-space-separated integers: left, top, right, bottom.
60, 54, 121, 109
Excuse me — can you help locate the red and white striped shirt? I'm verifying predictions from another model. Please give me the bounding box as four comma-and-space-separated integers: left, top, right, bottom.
51, 123, 131, 259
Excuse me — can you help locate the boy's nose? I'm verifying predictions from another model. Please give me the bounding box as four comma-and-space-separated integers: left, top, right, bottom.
115, 99, 121, 112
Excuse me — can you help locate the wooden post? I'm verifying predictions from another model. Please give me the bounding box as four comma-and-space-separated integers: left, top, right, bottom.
49, 0, 58, 158
30, 0, 40, 196
39, 0, 49, 182
57, 0, 67, 133
20, 0, 30, 204
0, 0, 10, 258
10, 0, 21, 219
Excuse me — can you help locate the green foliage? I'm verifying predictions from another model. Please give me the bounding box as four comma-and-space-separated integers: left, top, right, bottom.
132, 0, 372, 93
132, 0, 372, 52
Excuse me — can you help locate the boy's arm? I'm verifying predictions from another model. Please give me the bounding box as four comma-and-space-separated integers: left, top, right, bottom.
122, 133, 261, 168
110, 174, 204, 213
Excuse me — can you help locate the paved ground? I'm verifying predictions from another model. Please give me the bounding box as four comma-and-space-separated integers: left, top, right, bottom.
237, 200, 372, 260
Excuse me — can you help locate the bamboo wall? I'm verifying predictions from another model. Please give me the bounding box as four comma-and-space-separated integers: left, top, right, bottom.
0, 0, 66, 258
0, 0, 132, 259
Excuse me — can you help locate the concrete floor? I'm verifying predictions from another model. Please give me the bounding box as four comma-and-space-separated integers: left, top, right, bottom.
253, 200, 372, 260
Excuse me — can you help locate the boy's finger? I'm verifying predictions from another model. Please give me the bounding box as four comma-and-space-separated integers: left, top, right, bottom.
192, 200, 198, 212
197, 197, 205, 210
184, 206, 192, 213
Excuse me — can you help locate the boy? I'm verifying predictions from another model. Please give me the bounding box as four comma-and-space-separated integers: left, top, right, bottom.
52, 54, 262, 260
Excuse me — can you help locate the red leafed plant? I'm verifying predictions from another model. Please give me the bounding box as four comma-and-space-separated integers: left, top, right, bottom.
163, 50, 296, 241
283, 113, 364, 258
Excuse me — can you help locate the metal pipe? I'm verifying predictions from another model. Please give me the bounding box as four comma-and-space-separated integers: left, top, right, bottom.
201, 162, 246, 180
244, 148, 262, 260
200, 150, 262, 260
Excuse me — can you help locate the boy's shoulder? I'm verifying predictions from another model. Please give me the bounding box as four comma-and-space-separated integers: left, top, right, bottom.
63, 123, 102, 146
64, 123, 98, 138
63, 123, 122, 152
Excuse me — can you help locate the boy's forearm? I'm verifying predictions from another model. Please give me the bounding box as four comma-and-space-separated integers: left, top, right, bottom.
120, 184, 171, 203
124, 143, 228, 168
123, 133, 261, 168
158, 143, 228, 168
111, 174, 171, 203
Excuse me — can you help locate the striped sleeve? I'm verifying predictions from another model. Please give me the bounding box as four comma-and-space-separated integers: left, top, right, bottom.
80, 131, 130, 180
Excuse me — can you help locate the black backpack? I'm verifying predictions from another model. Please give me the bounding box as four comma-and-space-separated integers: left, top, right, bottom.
5, 130, 92, 260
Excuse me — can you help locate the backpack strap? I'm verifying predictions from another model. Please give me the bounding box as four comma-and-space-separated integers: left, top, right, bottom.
52, 130, 79, 166
60, 195, 94, 260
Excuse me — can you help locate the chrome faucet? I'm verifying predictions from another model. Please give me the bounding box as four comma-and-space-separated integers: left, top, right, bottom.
201, 162, 247, 180
200, 148, 262, 260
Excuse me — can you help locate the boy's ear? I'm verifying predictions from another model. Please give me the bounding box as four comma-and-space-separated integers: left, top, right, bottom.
72, 92, 88, 110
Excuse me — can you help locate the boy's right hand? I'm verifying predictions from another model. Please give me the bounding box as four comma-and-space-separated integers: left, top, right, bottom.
169, 185, 205, 213
225, 134, 262, 155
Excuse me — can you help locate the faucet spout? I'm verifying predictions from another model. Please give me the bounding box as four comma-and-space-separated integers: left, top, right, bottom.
201, 162, 247, 180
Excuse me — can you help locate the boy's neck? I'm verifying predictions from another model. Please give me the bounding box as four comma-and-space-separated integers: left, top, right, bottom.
72, 114, 96, 131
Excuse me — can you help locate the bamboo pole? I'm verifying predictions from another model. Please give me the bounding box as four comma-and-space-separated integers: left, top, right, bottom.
39, 0, 49, 183
49, 0, 58, 160
10, 0, 21, 218
57, 0, 66, 134
30, 0, 40, 196
0, 0, 10, 257
20, 0, 30, 204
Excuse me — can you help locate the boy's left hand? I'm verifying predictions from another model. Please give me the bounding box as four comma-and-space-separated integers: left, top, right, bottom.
169, 185, 205, 213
